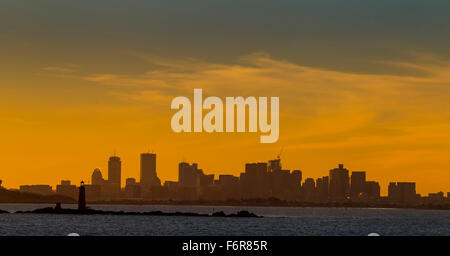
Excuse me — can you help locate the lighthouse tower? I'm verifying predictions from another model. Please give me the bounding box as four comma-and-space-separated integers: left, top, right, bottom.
78, 181, 86, 211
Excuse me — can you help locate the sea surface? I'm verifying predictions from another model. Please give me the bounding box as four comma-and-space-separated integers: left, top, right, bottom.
0, 203, 449, 236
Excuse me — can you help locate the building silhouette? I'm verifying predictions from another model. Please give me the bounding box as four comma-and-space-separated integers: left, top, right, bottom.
241, 162, 268, 199
217, 175, 240, 200
365, 181, 380, 200
56, 180, 77, 199
20, 185, 53, 195
350, 171, 366, 201
179, 162, 201, 188
83, 184, 102, 201
125, 178, 141, 198
268, 159, 281, 172
92, 168, 105, 185
270, 164, 301, 200
140, 153, 161, 188
301, 178, 315, 202
388, 182, 418, 204
329, 164, 350, 201
11, 151, 450, 206
427, 191, 445, 203
174, 162, 201, 200
108, 156, 121, 194
315, 176, 329, 202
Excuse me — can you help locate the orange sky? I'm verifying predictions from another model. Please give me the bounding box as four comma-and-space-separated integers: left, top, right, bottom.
1, 1, 450, 196
1, 53, 450, 196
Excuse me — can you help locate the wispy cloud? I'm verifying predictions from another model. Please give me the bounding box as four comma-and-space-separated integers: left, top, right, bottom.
78, 53, 450, 152
80, 52, 450, 107
41, 65, 78, 74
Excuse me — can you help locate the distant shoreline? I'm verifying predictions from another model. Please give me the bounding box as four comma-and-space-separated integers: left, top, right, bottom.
1, 200, 450, 211
89, 200, 450, 211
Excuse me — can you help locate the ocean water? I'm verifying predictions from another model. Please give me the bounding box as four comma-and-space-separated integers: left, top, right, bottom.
0, 204, 449, 236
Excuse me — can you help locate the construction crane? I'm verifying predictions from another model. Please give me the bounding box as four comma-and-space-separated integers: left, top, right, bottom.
277, 147, 284, 160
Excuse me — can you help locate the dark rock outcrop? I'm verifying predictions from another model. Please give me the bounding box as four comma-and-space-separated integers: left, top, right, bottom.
17, 205, 261, 218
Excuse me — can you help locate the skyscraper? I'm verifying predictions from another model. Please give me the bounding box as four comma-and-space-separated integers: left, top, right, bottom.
316, 176, 329, 202
243, 162, 268, 199
365, 181, 380, 200
388, 182, 417, 204
178, 162, 200, 188
301, 178, 315, 201
140, 153, 161, 187
329, 164, 350, 201
108, 156, 121, 191
268, 158, 281, 173
350, 171, 366, 200
91, 168, 104, 185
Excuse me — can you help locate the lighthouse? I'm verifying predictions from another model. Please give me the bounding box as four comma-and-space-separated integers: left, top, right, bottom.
78, 181, 86, 211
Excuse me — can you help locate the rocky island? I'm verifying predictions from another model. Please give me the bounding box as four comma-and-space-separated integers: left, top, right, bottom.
16, 205, 260, 218
13, 183, 260, 217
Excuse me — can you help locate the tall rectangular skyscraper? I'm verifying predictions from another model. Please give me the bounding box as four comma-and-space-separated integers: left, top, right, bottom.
329, 164, 350, 201
140, 153, 161, 187
350, 171, 366, 200
108, 156, 121, 191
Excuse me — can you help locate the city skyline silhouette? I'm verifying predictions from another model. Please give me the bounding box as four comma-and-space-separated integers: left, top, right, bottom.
1, 1, 450, 239
2, 1, 450, 199
3, 151, 448, 207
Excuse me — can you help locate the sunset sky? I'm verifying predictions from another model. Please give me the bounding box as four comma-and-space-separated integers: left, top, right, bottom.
1, 1, 450, 195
